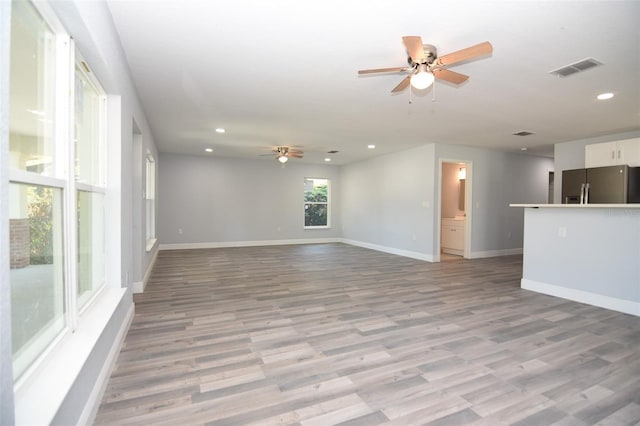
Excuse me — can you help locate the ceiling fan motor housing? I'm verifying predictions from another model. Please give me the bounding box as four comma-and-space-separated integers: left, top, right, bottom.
408, 43, 438, 67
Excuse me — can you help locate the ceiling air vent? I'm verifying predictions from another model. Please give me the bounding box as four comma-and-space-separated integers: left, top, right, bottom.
327, 150, 339, 154
549, 58, 603, 77
513, 131, 534, 136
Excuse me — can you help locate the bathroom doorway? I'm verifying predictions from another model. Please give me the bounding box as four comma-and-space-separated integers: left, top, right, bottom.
438, 160, 472, 261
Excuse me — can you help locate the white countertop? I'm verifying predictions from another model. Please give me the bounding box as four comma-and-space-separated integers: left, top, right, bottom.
510, 203, 640, 209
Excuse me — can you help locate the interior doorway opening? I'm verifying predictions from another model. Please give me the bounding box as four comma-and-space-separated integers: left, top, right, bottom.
438, 160, 472, 261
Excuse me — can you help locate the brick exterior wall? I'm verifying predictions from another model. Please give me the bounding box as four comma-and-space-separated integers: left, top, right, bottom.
10, 218, 30, 269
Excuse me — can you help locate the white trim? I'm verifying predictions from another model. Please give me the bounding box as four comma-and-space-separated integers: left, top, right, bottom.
9, 169, 66, 188
131, 281, 144, 294
14, 287, 127, 425
341, 239, 434, 262
160, 238, 342, 251
470, 248, 523, 259
510, 203, 640, 209
145, 237, 157, 252
159, 238, 436, 262
442, 248, 464, 256
133, 246, 159, 294
78, 301, 134, 426
521, 278, 640, 317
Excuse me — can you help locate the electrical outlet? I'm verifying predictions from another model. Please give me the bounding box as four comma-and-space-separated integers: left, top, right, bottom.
558, 227, 567, 238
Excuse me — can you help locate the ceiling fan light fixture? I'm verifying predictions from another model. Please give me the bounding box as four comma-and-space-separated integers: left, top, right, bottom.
410, 67, 434, 90
278, 155, 288, 164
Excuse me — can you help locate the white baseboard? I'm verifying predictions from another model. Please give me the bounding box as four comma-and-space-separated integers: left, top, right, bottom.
79, 301, 135, 425
471, 247, 523, 259
159, 237, 341, 251
133, 247, 160, 294
341, 239, 434, 262
442, 248, 463, 256
522, 278, 640, 317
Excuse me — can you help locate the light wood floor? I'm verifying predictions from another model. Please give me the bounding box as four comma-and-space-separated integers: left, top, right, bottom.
95, 243, 640, 425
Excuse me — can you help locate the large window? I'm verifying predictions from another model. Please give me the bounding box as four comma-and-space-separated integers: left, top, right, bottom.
8, 0, 57, 177
8, 1, 107, 381
9, 182, 65, 380
304, 178, 330, 228
75, 60, 106, 309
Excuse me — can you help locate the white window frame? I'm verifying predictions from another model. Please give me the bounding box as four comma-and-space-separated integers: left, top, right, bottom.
145, 152, 156, 251
8, 1, 73, 382
8, 2, 126, 425
303, 177, 331, 229
73, 54, 107, 313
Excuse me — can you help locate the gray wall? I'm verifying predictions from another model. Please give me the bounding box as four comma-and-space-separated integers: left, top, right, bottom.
340, 143, 553, 259
341, 144, 437, 256
522, 207, 640, 304
553, 130, 640, 203
159, 154, 342, 245
436, 144, 553, 256
441, 162, 465, 219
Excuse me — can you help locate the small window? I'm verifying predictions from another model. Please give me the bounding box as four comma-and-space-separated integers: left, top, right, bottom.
145, 153, 156, 250
304, 178, 330, 228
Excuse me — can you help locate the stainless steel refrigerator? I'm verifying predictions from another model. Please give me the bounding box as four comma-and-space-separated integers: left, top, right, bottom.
561, 165, 640, 204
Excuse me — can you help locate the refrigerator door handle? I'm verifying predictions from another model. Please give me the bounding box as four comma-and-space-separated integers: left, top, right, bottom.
584, 183, 590, 204
580, 183, 585, 204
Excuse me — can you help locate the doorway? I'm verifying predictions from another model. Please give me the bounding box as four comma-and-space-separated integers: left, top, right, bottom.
438, 160, 472, 261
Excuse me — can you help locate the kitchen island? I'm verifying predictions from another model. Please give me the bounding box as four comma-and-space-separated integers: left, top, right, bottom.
510, 204, 640, 316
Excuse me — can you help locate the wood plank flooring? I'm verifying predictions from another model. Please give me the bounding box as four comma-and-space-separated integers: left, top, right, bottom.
95, 243, 640, 425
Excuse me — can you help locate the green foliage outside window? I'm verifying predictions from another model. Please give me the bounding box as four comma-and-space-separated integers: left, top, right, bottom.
27, 186, 54, 265
304, 180, 328, 227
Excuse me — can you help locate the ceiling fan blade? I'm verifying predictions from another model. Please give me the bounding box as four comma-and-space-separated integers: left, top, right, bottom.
402, 36, 425, 63
432, 68, 469, 85
435, 41, 493, 67
288, 153, 303, 158
358, 67, 408, 75
391, 75, 411, 93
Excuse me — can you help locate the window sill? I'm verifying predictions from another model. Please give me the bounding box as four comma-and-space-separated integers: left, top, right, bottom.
146, 238, 157, 252
14, 286, 127, 425
304, 226, 331, 230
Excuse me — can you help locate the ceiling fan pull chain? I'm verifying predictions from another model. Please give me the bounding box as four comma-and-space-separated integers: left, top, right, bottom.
409, 82, 413, 104
432, 79, 437, 102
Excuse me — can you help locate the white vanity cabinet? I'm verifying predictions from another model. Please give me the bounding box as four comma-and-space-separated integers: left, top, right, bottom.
585, 138, 640, 168
441, 218, 465, 255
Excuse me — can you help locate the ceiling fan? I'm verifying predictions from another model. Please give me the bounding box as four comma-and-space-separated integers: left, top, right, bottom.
269, 146, 303, 164
358, 36, 493, 93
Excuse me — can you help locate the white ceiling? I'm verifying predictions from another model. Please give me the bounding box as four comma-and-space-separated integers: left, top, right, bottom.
106, 0, 640, 165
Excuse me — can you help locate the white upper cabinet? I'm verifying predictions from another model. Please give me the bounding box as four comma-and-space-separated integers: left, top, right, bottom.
585, 138, 640, 168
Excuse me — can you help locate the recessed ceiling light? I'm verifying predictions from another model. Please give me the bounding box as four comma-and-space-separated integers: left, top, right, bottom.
205, 148, 213, 153
215, 128, 225, 133
367, 144, 376, 149
521, 147, 528, 151
324, 158, 331, 162
597, 92, 614, 100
